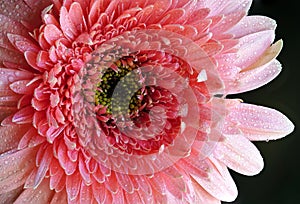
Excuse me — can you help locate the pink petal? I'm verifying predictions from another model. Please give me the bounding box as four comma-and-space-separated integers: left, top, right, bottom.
214, 134, 264, 176
9, 80, 37, 94
187, 8, 210, 24
7, 33, 40, 53
93, 166, 105, 183
234, 30, 275, 69
228, 40, 283, 94
159, 8, 186, 25
0, 68, 33, 92
24, 51, 44, 72
148, 172, 167, 195
92, 181, 107, 204
219, 0, 252, 15
78, 155, 92, 185
50, 191, 67, 204
43, 24, 64, 45
163, 172, 187, 200
204, 0, 251, 16
6, 0, 52, 28
137, 187, 154, 204
0, 47, 27, 68
79, 182, 93, 203
146, 0, 173, 24
66, 171, 82, 201
244, 40, 283, 72
134, 175, 152, 196
14, 179, 54, 204
60, 6, 79, 40
34, 145, 53, 188
49, 162, 64, 190
69, 2, 87, 33
211, 12, 246, 35
0, 147, 37, 193
0, 124, 29, 154
231, 60, 282, 94
0, 95, 20, 107
192, 182, 221, 204
43, 13, 60, 27
104, 172, 120, 194
23, 0, 52, 10
125, 191, 142, 203
112, 190, 125, 203
115, 172, 134, 193
190, 158, 238, 202
135, 5, 154, 23
12, 106, 34, 124
228, 16, 277, 38
227, 102, 294, 141
0, 186, 23, 203
0, 14, 29, 50
0, 106, 17, 121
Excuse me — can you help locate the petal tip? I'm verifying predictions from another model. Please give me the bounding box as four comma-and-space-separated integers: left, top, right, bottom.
278, 115, 295, 139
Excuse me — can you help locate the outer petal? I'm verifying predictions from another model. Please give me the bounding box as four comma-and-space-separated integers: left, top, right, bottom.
226, 101, 294, 141
14, 178, 54, 204
0, 186, 23, 203
227, 16, 277, 38
0, 107, 17, 120
226, 40, 283, 94
214, 134, 264, 176
232, 59, 282, 94
50, 190, 68, 204
0, 125, 29, 153
0, 147, 37, 193
234, 30, 275, 69
203, 0, 251, 16
192, 180, 221, 204
0, 0, 32, 26
189, 158, 238, 202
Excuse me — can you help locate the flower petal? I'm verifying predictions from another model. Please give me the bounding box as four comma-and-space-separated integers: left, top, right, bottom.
227, 101, 294, 141
228, 16, 277, 38
214, 134, 264, 176
92, 181, 107, 204
211, 12, 246, 35
192, 181, 221, 204
0, 106, 17, 121
0, 186, 23, 204
66, 171, 82, 201
43, 24, 64, 45
7, 33, 40, 53
235, 30, 275, 69
60, 6, 79, 40
231, 59, 282, 94
50, 190, 67, 204
0, 14, 29, 50
189, 158, 238, 202
69, 2, 87, 33
245, 40, 283, 72
14, 178, 54, 204
0, 147, 37, 193
0, 47, 28, 68
0, 124, 29, 153
204, 0, 251, 16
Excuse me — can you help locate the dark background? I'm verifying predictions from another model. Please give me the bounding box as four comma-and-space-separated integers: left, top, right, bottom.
225, 0, 300, 204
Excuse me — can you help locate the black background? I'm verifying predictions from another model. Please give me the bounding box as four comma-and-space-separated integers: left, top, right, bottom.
224, 0, 300, 204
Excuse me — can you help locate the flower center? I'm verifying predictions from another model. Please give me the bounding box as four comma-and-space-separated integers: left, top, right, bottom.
95, 56, 142, 116
81, 51, 185, 156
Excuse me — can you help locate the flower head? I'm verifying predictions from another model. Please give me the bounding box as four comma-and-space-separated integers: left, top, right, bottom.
0, 0, 294, 203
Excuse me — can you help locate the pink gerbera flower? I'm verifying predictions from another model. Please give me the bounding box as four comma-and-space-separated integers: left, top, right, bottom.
0, 0, 294, 203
